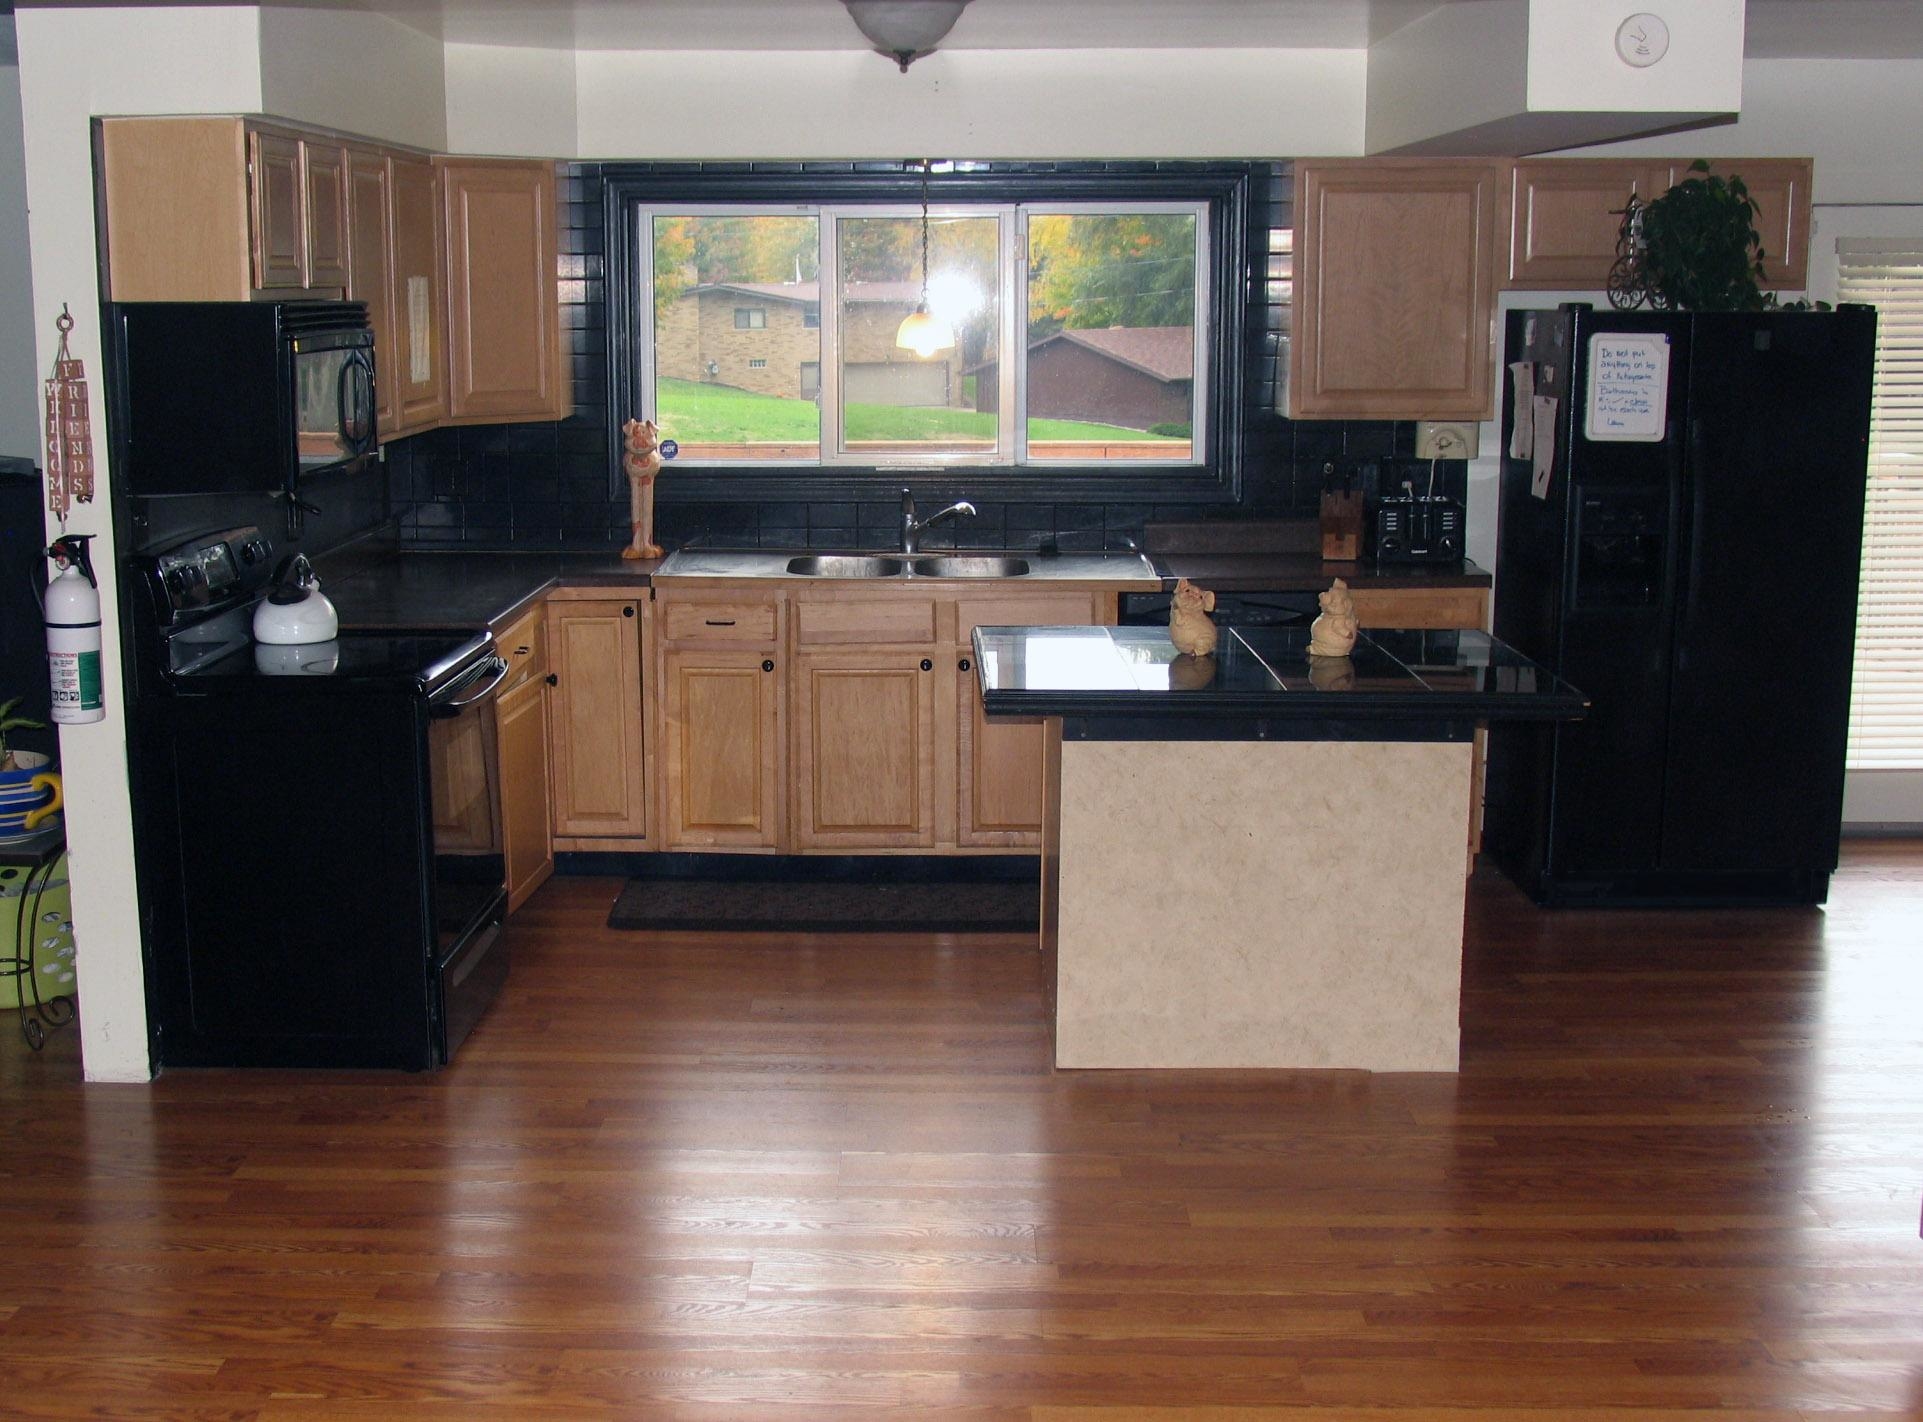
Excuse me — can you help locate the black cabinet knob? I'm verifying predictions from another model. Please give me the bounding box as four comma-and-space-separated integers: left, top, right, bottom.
623, 605, 635, 618
957, 657, 971, 672
762, 659, 775, 673
920, 658, 933, 672
545, 673, 558, 686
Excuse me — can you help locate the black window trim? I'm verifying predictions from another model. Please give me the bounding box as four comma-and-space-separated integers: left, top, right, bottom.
602, 161, 1256, 505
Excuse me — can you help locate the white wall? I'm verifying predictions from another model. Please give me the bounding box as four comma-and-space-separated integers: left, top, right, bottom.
1366, 0, 1528, 155
259, 3, 447, 150
15, 5, 264, 1081
0, 18, 39, 459
571, 48, 1367, 158
444, 43, 575, 157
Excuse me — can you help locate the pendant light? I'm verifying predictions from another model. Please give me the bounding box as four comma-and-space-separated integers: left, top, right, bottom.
896, 158, 954, 359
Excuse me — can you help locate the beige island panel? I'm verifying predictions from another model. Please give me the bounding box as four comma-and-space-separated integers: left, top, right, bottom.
1047, 734, 1473, 1071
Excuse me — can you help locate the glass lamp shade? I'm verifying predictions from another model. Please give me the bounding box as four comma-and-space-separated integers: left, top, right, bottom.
844, 1, 971, 66
896, 303, 954, 358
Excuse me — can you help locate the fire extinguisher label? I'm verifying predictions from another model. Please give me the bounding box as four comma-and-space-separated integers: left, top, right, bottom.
50, 651, 102, 718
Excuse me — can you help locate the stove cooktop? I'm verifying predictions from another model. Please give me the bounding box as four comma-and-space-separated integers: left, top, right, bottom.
174, 628, 491, 695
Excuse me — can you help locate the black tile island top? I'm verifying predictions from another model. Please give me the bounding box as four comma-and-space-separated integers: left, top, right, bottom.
973, 624, 1587, 737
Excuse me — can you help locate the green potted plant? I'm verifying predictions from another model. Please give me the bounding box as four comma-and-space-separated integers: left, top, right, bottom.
1609, 161, 1771, 312
0, 696, 44, 773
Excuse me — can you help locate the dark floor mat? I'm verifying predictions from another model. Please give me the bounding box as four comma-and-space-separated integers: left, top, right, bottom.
606, 877, 1038, 933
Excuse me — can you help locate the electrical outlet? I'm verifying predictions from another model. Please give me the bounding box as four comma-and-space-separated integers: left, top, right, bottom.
1416, 422, 1479, 459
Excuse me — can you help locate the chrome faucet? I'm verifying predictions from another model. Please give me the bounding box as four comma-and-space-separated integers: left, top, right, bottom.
900, 487, 977, 553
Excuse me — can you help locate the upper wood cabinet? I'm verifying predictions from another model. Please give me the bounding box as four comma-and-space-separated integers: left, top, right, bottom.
388, 154, 448, 438
344, 147, 398, 438
438, 158, 567, 424
1290, 158, 1506, 421
102, 117, 351, 300
1507, 160, 1672, 288
1505, 156, 1813, 292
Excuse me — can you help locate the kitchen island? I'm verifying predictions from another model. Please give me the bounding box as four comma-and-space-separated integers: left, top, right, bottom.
975, 624, 1586, 1072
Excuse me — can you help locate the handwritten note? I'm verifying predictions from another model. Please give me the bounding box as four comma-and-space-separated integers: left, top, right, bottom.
1585, 333, 1670, 442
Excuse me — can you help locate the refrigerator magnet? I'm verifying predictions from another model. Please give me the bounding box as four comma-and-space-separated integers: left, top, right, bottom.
1586, 333, 1670, 441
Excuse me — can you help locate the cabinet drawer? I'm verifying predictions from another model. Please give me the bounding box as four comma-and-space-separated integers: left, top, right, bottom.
1348, 587, 1487, 630
662, 599, 779, 643
497, 606, 546, 690
956, 593, 1098, 638
795, 597, 937, 646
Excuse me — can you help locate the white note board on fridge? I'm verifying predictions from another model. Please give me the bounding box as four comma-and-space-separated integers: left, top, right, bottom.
1585, 333, 1670, 442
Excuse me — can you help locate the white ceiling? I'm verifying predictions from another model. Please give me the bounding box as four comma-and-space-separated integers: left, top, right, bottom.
345, 0, 1923, 58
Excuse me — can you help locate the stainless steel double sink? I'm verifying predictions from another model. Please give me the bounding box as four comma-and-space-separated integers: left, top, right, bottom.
784, 554, 1032, 579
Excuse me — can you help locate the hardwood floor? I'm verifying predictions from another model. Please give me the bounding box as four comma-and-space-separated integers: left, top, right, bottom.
2, 845, 1920, 1419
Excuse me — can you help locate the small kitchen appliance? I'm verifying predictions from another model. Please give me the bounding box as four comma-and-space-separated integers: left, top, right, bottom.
1372, 465, 1464, 565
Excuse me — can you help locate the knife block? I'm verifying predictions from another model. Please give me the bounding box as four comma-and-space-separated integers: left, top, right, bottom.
1319, 489, 1364, 561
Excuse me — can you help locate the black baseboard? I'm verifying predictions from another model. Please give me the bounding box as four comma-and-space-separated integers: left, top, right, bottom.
555, 852, 1040, 884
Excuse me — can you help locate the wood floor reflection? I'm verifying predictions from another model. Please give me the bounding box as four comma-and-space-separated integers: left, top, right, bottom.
2, 843, 1920, 1419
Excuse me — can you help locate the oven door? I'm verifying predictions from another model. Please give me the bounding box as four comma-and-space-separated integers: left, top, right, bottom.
426, 648, 511, 1060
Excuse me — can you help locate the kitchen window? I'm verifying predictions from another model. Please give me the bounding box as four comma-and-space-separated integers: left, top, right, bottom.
611, 165, 1242, 492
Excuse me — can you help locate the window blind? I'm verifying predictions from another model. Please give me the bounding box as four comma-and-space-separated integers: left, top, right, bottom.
1836, 241, 1923, 770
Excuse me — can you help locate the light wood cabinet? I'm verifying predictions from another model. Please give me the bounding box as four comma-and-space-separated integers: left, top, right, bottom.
662, 651, 782, 849
957, 667, 1046, 847
302, 141, 350, 291
497, 672, 554, 913
249, 130, 307, 291
792, 652, 938, 849
1669, 158, 1811, 290
1506, 157, 1812, 292
1507, 159, 1671, 288
344, 148, 397, 438
1348, 585, 1488, 631
1290, 158, 1506, 421
549, 598, 647, 838
389, 154, 447, 437
439, 158, 566, 424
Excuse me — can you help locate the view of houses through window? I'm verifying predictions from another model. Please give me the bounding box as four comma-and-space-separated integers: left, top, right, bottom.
643, 204, 1205, 467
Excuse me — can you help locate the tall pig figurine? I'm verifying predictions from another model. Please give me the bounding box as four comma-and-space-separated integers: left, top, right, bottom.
621, 418, 664, 560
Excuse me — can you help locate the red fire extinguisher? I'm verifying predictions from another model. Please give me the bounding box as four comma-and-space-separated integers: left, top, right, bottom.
45, 534, 104, 724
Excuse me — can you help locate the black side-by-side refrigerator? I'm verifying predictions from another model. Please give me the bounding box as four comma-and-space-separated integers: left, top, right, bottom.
1485, 304, 1876, 905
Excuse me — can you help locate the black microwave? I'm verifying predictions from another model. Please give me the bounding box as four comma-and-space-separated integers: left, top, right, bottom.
110, 301, 377, 496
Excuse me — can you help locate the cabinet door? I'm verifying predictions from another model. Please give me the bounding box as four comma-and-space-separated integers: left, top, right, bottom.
957, 657, 1044, 847
550, 600, 647, 837
250, 130, 307, 290
1290, 159, 1504, 420
389, 154, 447, 435
497, 673, 554, 913
440, 159, 565, 422
345, 148, 397, 438
303, 141, 350, 291
1508, 160, 1671, 289
792, 652, 937, 850
662, 651, 781, 849
1671, 158, 1812, 290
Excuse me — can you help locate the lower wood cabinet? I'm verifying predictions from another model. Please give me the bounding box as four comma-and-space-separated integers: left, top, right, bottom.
661, 650, 781, 849
549, 598, 647, 839
792, 652, 937, 849
957, 666, 1046, 847
497, 671, 554, 912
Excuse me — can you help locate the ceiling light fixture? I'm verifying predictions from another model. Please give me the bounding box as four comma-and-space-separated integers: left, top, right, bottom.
896, 158, 955, 359
843, 0, 972, 72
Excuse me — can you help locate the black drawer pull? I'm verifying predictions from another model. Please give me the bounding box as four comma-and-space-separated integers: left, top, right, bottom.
705, 618, 736, 626
958, 657, 971, 672
623, 605, 636, 618
545, 673, 558, 686
514, 644, 531, 656
762, 659, 775, 673
920, 658, 933, 672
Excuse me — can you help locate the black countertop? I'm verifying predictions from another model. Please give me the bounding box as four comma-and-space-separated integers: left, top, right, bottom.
973, 624, 1586, 733
320, 551, 658, 632
1149, 553, 1492, 591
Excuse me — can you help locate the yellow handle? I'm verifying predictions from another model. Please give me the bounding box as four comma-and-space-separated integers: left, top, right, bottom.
23, 773, 62, 830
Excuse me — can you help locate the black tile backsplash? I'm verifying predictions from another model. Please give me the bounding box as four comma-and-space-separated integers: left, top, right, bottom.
386, 161, 1467, 552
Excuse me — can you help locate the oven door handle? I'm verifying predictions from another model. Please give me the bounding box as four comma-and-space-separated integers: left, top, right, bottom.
430, 654, 509, 716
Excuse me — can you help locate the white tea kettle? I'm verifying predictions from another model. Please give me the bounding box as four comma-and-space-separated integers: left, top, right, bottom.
252, 554, 340, 645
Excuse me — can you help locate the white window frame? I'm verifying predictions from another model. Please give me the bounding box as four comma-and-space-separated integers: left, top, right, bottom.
632, 199, 1210, 471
